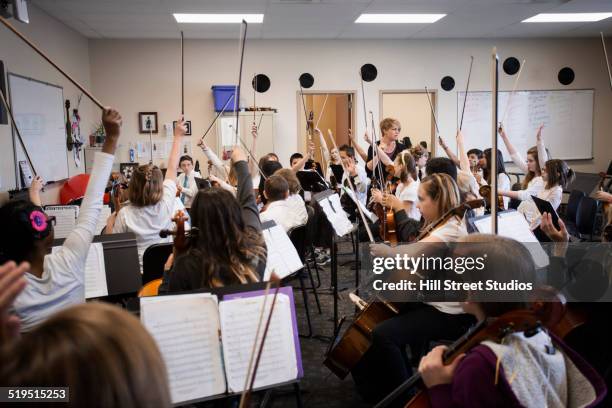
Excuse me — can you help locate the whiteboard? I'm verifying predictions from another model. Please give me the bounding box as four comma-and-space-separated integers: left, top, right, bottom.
456, 89, 594, 161
9, 73, 68, 186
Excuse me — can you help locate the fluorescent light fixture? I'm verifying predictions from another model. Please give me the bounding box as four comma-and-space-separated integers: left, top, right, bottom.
355, 13, 446, 24
173, 14, 264, 23
522, 13, 612, 23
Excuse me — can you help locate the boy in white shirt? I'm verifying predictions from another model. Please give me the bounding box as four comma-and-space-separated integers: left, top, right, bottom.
259, 175, 305, 233
176, 155, 201, 209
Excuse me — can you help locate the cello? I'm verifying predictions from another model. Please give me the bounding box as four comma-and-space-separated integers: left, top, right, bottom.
323, 199, 485, 379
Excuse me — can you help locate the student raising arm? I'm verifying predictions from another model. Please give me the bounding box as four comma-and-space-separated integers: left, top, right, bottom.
107, 116, 187, 271
0, 108, 121, 332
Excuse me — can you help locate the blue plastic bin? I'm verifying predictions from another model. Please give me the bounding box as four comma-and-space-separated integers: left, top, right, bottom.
212, 85, 239, 112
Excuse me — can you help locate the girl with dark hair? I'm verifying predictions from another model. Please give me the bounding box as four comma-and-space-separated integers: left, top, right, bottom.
163, 146, 266, 291
481, 148, 511, 209
0, 108, 121, 332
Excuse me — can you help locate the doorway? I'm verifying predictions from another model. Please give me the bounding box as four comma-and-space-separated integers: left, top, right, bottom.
297, 92, 355, 166
380, 91, 436, 154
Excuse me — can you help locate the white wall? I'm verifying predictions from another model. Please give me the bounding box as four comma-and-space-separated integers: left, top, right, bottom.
0, 4, 94, 203
88, 37, 612, 174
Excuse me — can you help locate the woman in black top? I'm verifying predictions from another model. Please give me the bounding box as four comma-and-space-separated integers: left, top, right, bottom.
163, 147, 266, 291
366, 117, 406, 183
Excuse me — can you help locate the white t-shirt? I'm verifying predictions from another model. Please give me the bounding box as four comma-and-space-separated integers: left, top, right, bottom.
14, 152, 114, 332
395, 180, 421, 221
286, 193, 308, 226
260, 199, 306, 233
112, 179, 179, 272
426, 215, 468, 315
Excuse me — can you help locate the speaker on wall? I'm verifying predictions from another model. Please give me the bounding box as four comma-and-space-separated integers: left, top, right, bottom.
0, 60, 7, 125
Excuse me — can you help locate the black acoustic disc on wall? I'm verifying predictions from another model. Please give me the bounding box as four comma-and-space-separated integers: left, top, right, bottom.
503, 57, 521, 75
360, 63, 378, 82
299, 73, 314, 88
440, 76, 455, 91
558, 67, 575, 86
252, 74, 271, 93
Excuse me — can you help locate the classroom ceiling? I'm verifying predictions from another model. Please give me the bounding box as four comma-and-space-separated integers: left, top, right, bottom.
31, 0, 612, 40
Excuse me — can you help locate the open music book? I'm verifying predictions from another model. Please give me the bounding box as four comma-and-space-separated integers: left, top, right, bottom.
261, 220, 303, 280
140, 287, 302, 405
44, 205, 79, 239
51, 242, 108, 298
472, 210, 549, 268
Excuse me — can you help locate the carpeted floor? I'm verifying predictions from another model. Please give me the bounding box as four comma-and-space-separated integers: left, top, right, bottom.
266, 240, 371, 408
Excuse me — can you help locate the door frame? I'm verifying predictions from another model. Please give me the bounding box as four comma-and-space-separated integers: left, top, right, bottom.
296, 90, 357, 154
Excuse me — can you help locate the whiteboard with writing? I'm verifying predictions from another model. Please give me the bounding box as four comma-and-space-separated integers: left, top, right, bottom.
456, 89, 593, 161
8, 73, 69, 186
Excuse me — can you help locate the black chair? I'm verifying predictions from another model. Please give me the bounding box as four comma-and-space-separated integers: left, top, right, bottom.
576, 197, 599, 241
288, 223, 321, 338
304, 205, 322, 288
563, 190, 585, 236
142, 242, 173, 285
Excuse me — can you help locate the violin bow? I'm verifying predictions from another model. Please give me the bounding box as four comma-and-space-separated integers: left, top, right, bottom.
326, 129, 375, 243
0, 16, 104, 110
234, 20, 248, 146
491, 48, 500, 234
459, 56, 474, 131
0, 87, 38, 177
314, 93, 330, 130
180, 31, 184, 115
200, 94, 234, 142
424, 86, 441, 137
239, 279, 272, 400
601, 32, 612, 90
500, 58, 526, 127
238, 276, 282, 408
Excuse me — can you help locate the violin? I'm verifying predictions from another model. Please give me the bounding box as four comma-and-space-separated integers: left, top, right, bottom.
138, 210, 191, 297
417, 199, 484, 241
370, 165, 399, 244
478, 185, 504, 212
376, 310, 543, 408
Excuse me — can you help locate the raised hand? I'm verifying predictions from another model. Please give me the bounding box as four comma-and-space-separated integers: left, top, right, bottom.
230, 145, 247, 163
174, 116, 187, 137
536, 123, 544, 142
102, 107, 122, 138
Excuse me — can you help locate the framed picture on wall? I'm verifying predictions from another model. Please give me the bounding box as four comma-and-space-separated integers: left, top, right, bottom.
173, 120, 192, 136
138, 112, 158, 134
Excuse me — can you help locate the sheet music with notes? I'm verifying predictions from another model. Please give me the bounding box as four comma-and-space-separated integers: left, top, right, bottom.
219, 293, 297, 392
140, 294, 226, 404
262, 221, 303, 281
51, 242, 108, 298
95, 205, 111, 235
44, 205, 79, 239
318, 193, 353, 237
473, 211, 549, 268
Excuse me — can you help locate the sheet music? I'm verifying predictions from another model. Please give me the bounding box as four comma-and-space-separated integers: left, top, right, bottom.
341, 186, 378, 223
51, 242, 108, 298
95, 205, 111, 235
262, 223, 303, 281
318, 193, 353, 237
219, 293, 297, 393
473, 211, 549, 268
140, 294, 226, 404
44, 205, 79, 239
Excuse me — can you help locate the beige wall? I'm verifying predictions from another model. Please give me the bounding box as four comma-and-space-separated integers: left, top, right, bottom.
0, 5, 94, 204
2, 15, 611, 204
381, 92, 435, 153
88, 37, 612, 175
